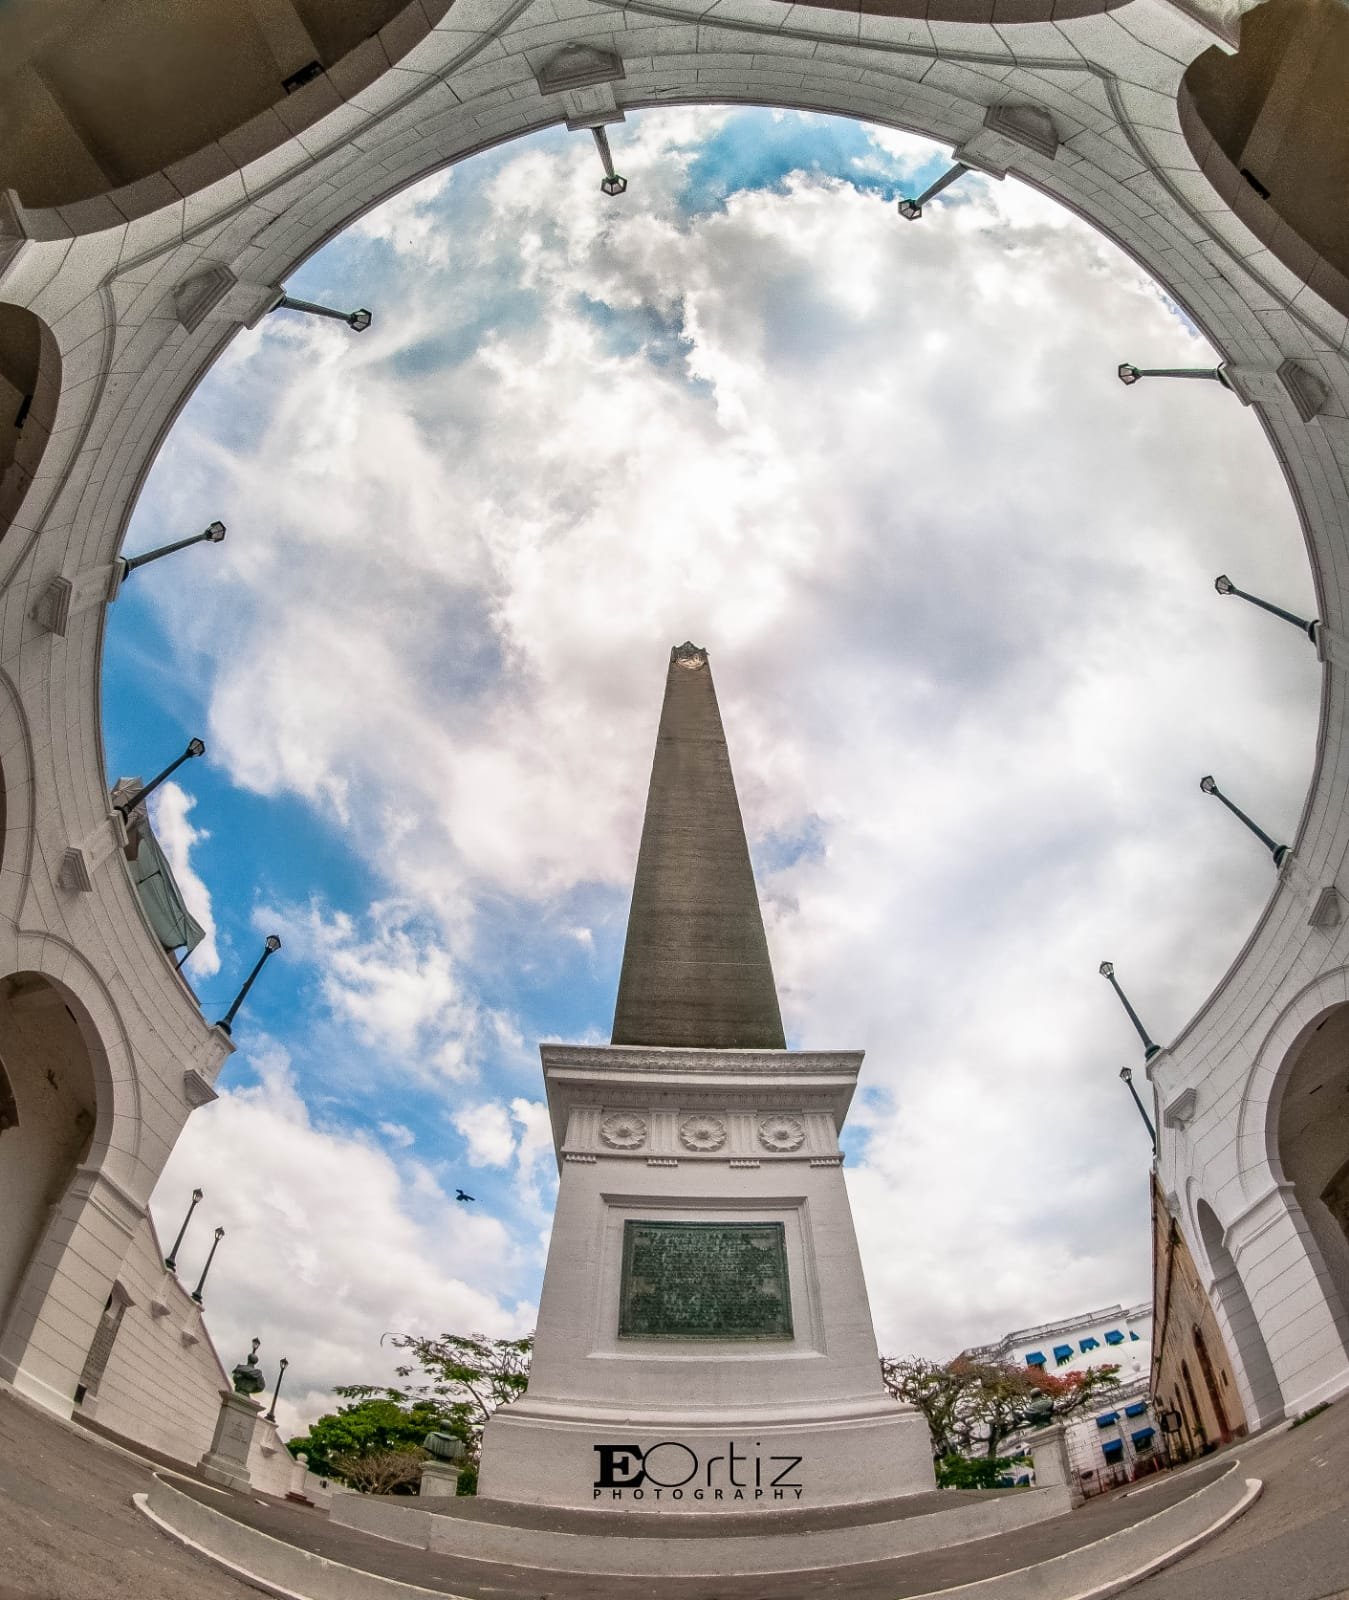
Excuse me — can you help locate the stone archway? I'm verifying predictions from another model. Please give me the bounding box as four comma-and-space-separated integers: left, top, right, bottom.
1195, 1198, 1285, 1429
0, 302, 60, 543
1180, 0, 1349, 318
1191, 1324, 1233, 1444
0, 0, 452, 213
0, 971, 99, 1332
1270, 1003, 1349, 1335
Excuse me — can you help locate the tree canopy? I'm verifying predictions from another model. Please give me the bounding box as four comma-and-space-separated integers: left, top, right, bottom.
882, 1354, 1122, 1459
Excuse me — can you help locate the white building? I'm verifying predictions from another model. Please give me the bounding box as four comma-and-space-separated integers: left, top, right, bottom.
0, 0, 1346, 1471
965, 1302, 1162, 1495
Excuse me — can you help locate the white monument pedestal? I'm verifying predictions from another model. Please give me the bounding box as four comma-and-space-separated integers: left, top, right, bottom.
419, 1461, 462, 1499
478, 1044, 935, 1512
198, 1389, 262, 1493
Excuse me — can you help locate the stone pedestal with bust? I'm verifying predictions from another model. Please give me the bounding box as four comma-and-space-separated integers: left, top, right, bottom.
477, 644, 934, 1512
198, 1340, 266, 1492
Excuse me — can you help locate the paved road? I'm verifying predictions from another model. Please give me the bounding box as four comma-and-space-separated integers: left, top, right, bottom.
0, 1386, 1346, 1599
1125, 1400, 1349, 1600
0, 1393, 256, 1600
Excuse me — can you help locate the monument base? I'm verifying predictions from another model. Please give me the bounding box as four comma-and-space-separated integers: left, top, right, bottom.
478, 1392, 935, 1511
198, 1389, 262, 1493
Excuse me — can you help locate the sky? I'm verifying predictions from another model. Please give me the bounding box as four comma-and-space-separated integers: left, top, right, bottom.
102, 106, 1321, 1439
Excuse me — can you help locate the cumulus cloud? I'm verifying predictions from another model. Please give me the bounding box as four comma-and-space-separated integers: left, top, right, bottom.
151, 1044, 536, 1438
128, 108, 1317, 1378
148, 782, 219, 976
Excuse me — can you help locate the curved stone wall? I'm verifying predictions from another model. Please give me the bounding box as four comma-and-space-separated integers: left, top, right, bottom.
0, 0, 1346, 1423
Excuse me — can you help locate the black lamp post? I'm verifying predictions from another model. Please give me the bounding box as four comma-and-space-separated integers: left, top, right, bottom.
1199, 775, 1290, 867
1119, 1065, 1158, 1146
1117, 362, 1236, 389
1214, 574, 1318, 643
591, 126, 627, 196
897, 162, 970, 220
265, 1357, 289, 1423
191, 1226, 225, 1304
164, 1186, 203, 1272
271, 293, 372, 332
114, 737, 205, 817
215, 935, 282, 1035
122, 522, 226, 578
1099, 961, 1162, 1061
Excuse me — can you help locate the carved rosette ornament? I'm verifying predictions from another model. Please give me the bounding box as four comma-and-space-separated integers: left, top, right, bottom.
600, 1112, 647, 1151
758, 1114, 806, 1153
678, 1114, 727, 1152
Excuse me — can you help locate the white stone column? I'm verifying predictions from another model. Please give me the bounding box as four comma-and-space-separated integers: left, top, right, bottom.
1226, 1185, 1349, 1419
0, 1164, 143, 1414
199, 1390, 263, 1492
1027, 1421, 1082, 1512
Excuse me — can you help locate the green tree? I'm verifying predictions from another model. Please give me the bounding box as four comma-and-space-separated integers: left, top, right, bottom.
286, 1387, 462, 1488
387, 1331, 532, 1439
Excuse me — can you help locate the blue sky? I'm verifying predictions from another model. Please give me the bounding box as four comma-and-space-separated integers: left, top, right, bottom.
104, 107, 1318, 1432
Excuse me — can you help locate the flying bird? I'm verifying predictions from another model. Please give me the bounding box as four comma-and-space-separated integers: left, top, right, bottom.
456, 1189, 475, 1203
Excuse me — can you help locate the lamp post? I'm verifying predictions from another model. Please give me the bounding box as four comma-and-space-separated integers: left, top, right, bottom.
191, 1226, 225, 1304
1099, 961, 1162, 1061
164, 1186, 203, 1272
591, 126, 627, 196
114, 737, 205, 817
216, 935, 282, 1035
1119, 1065, 1158, 1147
897, 162, 970, 220
1117, 362, 1236, 390
270, 293, 372, 332
1214, 574, 1318, 643
1199, 775, 1290, 867
265, 1357, 289, 1423
121, 521, 226, 578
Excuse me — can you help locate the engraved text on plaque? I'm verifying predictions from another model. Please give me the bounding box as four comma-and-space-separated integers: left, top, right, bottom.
618, 1221, 793, 1340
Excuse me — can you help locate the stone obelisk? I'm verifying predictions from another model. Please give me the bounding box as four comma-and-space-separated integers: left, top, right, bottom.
477, 644, 934, 1511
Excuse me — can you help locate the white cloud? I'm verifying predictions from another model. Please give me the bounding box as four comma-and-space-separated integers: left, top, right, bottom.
266, 899, 484, 1086
131, 110, 1316, 1366
151, 1043, 535, 1437
148, 782, 219, 977
378, 1121, 416, 1148
453, 1101, 516, 1167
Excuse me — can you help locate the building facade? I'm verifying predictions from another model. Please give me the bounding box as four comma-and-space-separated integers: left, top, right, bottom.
0, 0, 1347, 1452
1151, 1175, 1250, 1455
965, 1301, 1162, 1494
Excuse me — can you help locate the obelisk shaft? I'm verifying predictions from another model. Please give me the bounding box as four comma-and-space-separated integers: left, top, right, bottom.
612, 643, 786, 1050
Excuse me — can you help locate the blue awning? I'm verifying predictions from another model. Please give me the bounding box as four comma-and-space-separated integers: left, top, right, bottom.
1095, 1412, 1119, 1427
1025, 1351, 1046, 1367
1104, 1330, 1125, 1345
1131, 1427, 1156, 1445
1102, 1440, 1124, 1461
1053, 1344, 1073, 1362
1079, 1337, 1099, 1351
1129, 1331, 1141, 1340
1125, 1401, 1148, 1418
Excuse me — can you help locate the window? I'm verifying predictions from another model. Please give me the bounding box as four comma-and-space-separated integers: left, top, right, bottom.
1131, 1427, 1156, 1450
1101, 1440, 1125, 1462
1079, 1337, 1099, 1352
1053, 1344, 1074, 1365
1025, 1351, 1046, 1367
1104, 1329, 1125, 1345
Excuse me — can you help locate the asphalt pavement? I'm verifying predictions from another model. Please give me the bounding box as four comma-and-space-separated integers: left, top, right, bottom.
0, 1385, 1345, 1600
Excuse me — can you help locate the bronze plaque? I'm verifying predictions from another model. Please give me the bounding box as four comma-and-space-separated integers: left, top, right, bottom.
618, 1221, 793, 1340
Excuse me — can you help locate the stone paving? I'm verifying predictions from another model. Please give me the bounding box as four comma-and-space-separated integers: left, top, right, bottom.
1, 1387, 1346, 1599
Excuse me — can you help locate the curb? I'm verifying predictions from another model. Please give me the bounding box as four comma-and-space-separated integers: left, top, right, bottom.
135, 1462, 1261, 1600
